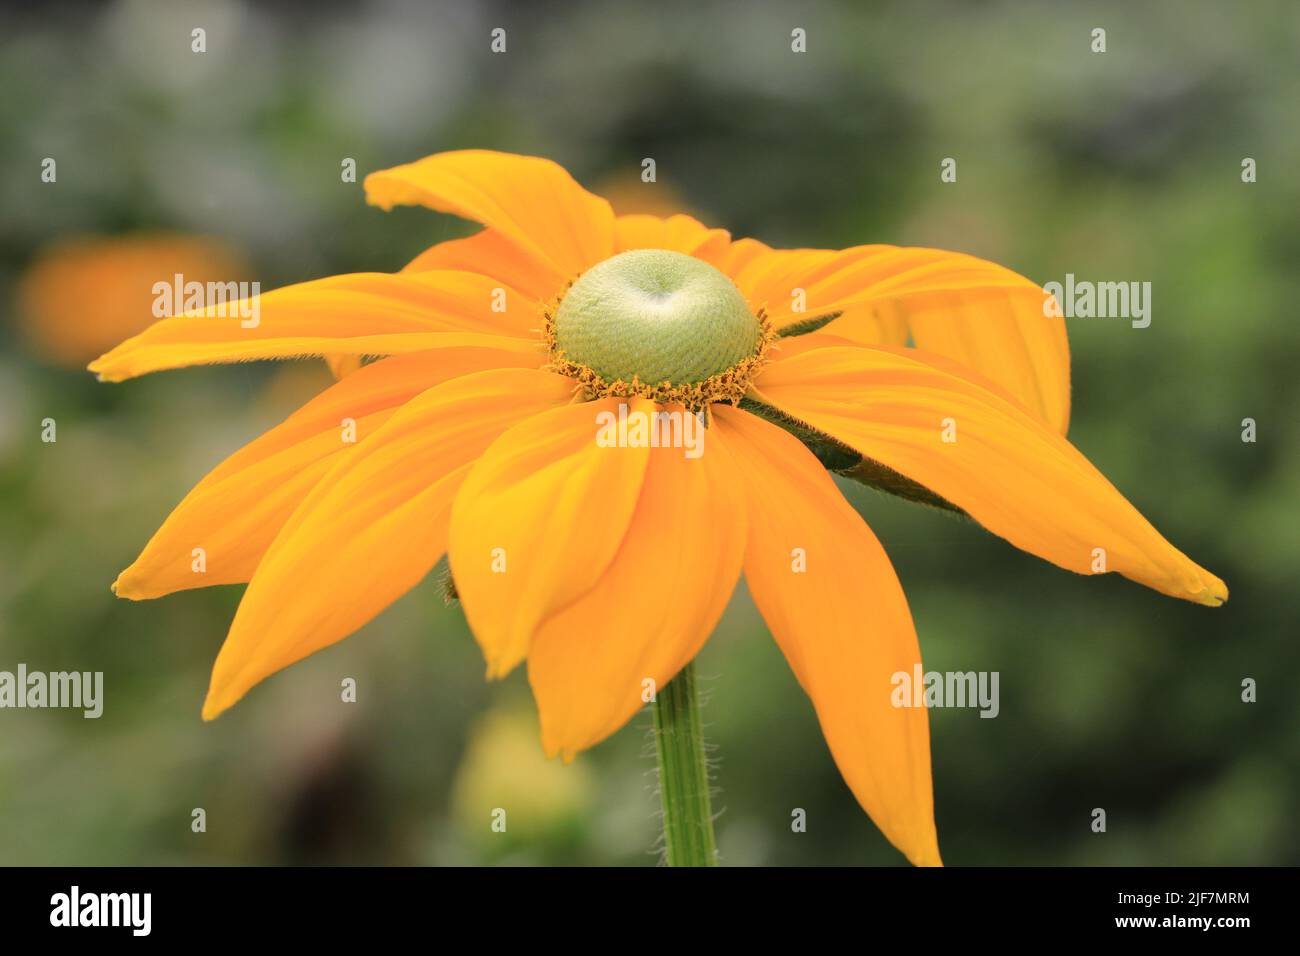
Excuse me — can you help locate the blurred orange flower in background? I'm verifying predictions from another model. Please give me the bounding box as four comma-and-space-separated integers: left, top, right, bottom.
593, 171, 693, 219
17, 234, 248, 367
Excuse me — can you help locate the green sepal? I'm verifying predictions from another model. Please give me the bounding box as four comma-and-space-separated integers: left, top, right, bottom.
776, 311, 843, 338
738, 397, 965, 515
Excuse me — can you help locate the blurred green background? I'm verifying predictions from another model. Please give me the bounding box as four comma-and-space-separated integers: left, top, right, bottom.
1, 0, 1296, 866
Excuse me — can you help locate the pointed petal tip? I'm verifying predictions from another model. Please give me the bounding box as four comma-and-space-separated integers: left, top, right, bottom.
1170, 563, 1227, 607
537, 729, 575, 764
89, 363, 125, 383
485, 658, 524, 682
1198, 576, 1228, 607
361, 178, 395, 212
475, 622, 531, 682
201, 679, 241, 722
87, 356, 114, 382
87, 346, 131, 381
110, 570, 146, 601
902, 832, 943, 867
483, 655, 524, 683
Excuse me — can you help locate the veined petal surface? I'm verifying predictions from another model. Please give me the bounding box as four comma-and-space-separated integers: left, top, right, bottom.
114, 347, 540, 599
528, 416, 745, 759
90, 271, 540, 382
726, 244, 1070, 433
201, 367, 576, 719
366, 150, 615, 280
715, 404, 940, 867
449, 398, 654, 679
751, 345, 1226, 606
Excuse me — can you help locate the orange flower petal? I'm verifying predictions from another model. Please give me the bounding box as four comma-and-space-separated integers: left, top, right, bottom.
613, 213, 731, 263
89, 270, 541, 382
713, 236, 772, 277
713, 404, 941, 867
400, 228, 560, 304
714, 238, 907, 347
449, 398, 653, 679
528, 423, 746, 759
729, 244, 1071, 434
752, 345, 1227, 606
767, 330, 1043, 414
324, 353, 364, 380
113, 347, 540, 600
365, 150, 615, 280
202, 367, 576, 720
903, 287, 1070, 436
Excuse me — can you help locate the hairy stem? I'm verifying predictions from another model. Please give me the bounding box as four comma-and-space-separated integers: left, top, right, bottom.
653, 662, 717, 866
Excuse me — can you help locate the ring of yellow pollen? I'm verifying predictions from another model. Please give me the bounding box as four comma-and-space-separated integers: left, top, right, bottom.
545, 249, 772, 412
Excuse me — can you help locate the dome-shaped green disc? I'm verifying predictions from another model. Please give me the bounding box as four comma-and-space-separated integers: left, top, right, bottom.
553, 249, 760, 385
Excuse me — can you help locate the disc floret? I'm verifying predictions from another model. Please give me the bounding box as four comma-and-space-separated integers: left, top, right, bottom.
545, 249, 771, 411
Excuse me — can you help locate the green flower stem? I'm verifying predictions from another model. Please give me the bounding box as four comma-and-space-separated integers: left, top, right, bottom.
653, 661, 717, 866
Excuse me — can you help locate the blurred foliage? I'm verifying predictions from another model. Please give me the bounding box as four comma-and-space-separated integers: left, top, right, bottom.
0, 0, 1296, 865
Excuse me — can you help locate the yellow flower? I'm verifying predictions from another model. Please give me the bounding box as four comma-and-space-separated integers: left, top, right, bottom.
91, 150, 1226, 867
452, 703, 594, 852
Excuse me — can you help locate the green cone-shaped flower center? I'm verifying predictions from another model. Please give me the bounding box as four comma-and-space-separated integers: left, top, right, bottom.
553, 249, 760, 386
